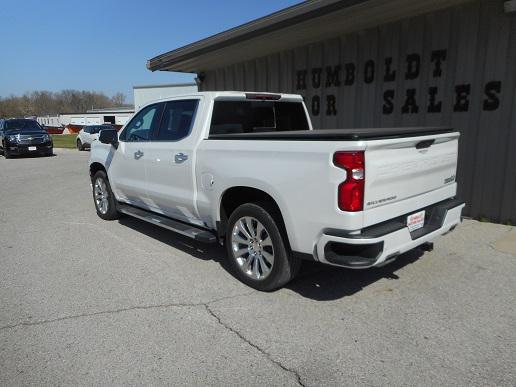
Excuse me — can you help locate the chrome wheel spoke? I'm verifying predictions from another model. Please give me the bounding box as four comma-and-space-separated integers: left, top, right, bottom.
237, 220, 252, 240
257, 255, 270, 276
252, 256, 259, 278
233, 247, 248, 258
262, 250, 274, 266
232, 235, 248, 245
256, 222, 265, 240
261, 235, 272, 248
243, 255, 254, 272
230, 216, 275, 281
245, 217, 256, 238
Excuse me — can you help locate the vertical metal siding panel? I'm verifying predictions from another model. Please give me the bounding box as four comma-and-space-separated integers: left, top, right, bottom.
308, 42, 323, 129
468, 0, 499, 218
456, 1, 485, 218
372, 25, 383, 128
449, 2, 483, 217
203, 70, 217, 91
322, 38, 340, 129
476, 1, 513, 221
399, 17, 425, 128
215, 69, 225, 90
338, 33, 359, 128
355, 29, 378, 128
224, 66, 235, 91
294, 45, 308, 105
377, 22, 401, 128
234, 63, 245, 91
267, 53, 280, 92
440, 9, 460, 127
500, 13, 516, 223
422, 8, 451, 128
391, 20, 407, 126
279, 50, 294, 93
256, 57, 268, 91
244, 60, 256, 91
417, 14, 431, 127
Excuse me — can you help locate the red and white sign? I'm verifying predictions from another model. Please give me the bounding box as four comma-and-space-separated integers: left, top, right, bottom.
407, 210, 425, 232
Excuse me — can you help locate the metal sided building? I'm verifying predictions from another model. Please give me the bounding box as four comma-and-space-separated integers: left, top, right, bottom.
147, 0, 516, 223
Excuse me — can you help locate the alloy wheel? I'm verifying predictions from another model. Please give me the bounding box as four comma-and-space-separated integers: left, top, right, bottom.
230, 216, 275, 280
94, 177, 109, 214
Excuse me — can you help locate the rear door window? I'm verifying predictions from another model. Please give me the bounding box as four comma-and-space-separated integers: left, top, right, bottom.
153, 100, 198, 141
210, 101, 309, 135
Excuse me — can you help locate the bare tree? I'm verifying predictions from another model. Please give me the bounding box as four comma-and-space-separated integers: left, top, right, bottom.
0, 90, 130, 118
111, 92, 126, 106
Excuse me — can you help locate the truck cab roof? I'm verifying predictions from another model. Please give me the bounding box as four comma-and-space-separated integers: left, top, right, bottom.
142, 91, 304, 107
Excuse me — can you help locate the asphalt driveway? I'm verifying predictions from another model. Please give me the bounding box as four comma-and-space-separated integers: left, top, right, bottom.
0, 149, 515, 386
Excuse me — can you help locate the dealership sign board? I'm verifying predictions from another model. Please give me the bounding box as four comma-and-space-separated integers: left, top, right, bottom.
295, 49, 502, 117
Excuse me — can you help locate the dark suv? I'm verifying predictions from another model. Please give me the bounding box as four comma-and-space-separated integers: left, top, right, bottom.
0, 119, 53, 158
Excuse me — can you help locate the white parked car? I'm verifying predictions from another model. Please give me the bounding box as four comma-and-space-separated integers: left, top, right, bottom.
77, 124, 114, 151
89, 91, 464, 291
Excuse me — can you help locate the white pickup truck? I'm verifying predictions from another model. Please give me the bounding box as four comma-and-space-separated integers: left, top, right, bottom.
89, 91, 464, 291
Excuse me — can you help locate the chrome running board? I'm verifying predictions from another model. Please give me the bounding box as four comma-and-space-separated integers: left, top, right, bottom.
118, 204, 216, 243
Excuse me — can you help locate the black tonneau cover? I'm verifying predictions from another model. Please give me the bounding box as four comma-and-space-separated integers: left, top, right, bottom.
208, 127, 454, 141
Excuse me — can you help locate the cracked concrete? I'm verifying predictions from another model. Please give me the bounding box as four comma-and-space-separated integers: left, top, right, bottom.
1, 149, 515, 386
204, 304, 306, 387
2, 293, 304, 386
0, 291, 256, 332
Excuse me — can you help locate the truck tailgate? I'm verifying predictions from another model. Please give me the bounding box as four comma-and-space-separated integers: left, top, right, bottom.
364, 132, 460, 210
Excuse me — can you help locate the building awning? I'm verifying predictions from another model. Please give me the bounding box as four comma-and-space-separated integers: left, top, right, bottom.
147, 0, 469, 73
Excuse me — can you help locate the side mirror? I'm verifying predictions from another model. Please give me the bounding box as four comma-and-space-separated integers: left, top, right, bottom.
99, 129, 118, 147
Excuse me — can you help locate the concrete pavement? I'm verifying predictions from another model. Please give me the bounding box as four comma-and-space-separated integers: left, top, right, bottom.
0, 149, 515, 386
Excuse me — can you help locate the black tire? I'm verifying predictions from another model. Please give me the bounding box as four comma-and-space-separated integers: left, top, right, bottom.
77, 139, 83, 151
225, 202, 300, 291
92, 170, 120, 220
4, 144, 11, 159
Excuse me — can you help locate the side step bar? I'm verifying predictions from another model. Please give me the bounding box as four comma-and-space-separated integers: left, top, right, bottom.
118, 204, 217, 243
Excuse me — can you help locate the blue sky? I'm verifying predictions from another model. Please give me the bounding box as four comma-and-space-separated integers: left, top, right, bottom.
0, 0, 301, 102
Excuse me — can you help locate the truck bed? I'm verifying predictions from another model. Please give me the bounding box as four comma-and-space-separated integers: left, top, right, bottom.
208, 127, 453, 141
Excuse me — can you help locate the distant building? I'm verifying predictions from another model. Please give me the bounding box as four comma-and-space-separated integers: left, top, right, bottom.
133, 83, 197, 110
37, 107, 134, 133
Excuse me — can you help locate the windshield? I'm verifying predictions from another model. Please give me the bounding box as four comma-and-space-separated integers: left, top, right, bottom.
4, 119, 43, 131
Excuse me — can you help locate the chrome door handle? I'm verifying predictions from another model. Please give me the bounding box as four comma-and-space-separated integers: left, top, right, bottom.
134, 150, 144, 160
174, 153, 188, 163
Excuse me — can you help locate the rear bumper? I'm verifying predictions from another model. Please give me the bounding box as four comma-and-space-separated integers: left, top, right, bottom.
315, 199, 465, 268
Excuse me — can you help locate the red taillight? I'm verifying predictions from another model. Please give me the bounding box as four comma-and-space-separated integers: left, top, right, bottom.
334, 151, 365, 212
